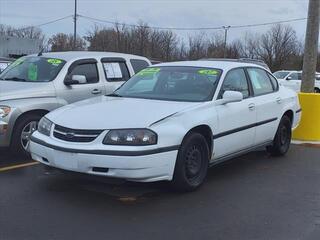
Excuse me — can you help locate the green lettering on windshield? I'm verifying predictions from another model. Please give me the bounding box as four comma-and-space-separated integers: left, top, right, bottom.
47, 58, 62, 66
28, 63, 38, 81
137, 67, 160, 76
198, 69, 219, 76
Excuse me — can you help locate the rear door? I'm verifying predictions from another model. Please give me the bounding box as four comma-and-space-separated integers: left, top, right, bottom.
101, 57, 131, 94
214, 68, 256, 159
246, 67, 282, 145
56, 58, 105, 104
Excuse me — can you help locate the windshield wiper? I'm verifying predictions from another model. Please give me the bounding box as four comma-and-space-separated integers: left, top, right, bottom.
106, 93, 123, 97
4, 77, 27, 82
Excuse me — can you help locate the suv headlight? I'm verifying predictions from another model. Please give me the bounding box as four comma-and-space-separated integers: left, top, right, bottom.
38, 117, 53, 136
0, 106, 11, 118
103, 129, 157, 146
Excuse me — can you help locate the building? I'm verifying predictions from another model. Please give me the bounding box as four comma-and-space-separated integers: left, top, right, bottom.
0, 36, 41, 58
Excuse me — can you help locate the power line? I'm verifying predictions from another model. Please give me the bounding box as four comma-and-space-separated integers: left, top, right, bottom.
16, 15, 73, 31
79, 14, 307, 31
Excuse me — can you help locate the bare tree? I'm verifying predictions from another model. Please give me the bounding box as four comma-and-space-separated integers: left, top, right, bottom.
49, 33, 86, 51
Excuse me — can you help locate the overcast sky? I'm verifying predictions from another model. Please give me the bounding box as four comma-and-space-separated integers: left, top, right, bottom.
0, 0, 309, 42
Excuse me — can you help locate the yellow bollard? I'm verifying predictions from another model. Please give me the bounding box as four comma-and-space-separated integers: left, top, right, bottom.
293, 93, 320, 141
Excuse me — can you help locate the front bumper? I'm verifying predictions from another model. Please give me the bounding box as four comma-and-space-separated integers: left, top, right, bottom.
29, 133, 178, 182
0, 120, 10, 147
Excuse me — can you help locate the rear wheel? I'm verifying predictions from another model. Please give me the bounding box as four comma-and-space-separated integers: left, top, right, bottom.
315, 88, 320, 93
10, 114, 43, 158
267, 115, 292, 156
172, 132, 209, 191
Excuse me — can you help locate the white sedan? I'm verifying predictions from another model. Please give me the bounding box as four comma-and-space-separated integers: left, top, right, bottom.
30, 61, 301, 191
274, 70, 320, 93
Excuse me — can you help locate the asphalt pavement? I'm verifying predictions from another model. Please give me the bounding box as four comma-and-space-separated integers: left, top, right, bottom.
1, 145, 320, 240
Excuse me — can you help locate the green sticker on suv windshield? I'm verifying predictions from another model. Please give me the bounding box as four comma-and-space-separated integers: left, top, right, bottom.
28, 63, 38, 81
137, 67, 160, 76
198, 69, 219, 75
47, 59, 62, 66
11, 58, 24, 67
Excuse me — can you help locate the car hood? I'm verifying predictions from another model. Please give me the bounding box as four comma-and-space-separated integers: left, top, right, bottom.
0, 81, 55, 102
47, 96, 202, 129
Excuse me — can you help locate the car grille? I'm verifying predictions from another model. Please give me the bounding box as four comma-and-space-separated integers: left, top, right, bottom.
53, 124, 103, 143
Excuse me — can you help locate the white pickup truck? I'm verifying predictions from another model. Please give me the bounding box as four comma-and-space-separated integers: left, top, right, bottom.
0, 51, 151, 156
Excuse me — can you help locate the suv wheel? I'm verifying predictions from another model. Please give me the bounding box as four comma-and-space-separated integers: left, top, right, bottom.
267, 115, 292, 156
11, 114, 43, 157
172, 132, 209, 191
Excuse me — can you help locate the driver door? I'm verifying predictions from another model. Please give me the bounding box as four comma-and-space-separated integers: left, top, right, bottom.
55, 59, 105, 104
213, 68, 256, 159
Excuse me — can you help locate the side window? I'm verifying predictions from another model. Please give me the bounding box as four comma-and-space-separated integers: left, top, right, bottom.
247, 68, 274, 95
130, 59, 149, 73
268, 73, 279, 91
103, 62, 130, 81
69, 63, 99, 84
219, 68, 249, 99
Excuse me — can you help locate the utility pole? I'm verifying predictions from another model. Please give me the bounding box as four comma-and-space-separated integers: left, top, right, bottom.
73, 0, 78, 50
301, 0, 320, 93
223, 26, 231, 58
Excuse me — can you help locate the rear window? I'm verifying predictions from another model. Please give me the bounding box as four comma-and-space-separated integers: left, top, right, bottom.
130, 59, 149, 73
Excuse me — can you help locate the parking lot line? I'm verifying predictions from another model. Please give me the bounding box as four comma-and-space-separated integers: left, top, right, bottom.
0, 162, 39, 172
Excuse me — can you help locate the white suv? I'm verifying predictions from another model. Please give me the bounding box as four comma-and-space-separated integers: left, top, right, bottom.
274, 70, 320, 93
30, 60, 301, 191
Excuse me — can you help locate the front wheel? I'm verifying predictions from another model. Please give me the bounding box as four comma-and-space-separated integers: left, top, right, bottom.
11, 114, 42, 157
172, 132, 209, 191
267, 115, 292, 156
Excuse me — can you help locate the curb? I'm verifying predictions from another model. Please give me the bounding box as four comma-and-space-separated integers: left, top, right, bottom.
292, 140, 320, 148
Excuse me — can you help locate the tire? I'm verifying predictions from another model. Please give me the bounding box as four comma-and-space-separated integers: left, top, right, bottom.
10, 114, 43, 158
315, 88, 320, 93
172, 132, 209, 191
267, 115, 292, 156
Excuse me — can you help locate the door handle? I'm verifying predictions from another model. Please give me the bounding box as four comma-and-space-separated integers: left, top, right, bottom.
276, 97, 282, 104
248, 103, 255, 110
91, 89, 102, 95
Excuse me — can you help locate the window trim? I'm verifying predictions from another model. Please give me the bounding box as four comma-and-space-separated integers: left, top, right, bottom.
267, 72, 280, 91
245, 67, 277, 97
101, 60, 130, 82
217, 67, 252, 100
66, 58, 100, 85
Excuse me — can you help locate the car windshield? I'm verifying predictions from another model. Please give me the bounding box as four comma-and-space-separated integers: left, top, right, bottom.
0, 56, 66, 82
273, 71, 290, 79
114, 66, 222, 102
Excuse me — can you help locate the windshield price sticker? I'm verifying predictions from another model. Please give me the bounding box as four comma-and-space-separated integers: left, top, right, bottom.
28, 63, 38, 81
198, 69, 219, 76
47, 59, 63, 66
137, 68, 160, 76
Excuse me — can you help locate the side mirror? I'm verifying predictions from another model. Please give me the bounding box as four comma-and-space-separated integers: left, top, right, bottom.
221, 91, 243, 104
64, 75, 87, 85
286, 76, 292, 80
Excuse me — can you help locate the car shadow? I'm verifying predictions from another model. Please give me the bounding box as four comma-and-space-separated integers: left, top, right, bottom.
35, 149, 274, 203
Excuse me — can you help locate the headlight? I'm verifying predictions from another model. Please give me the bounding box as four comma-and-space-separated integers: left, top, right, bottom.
38, 117, 53, 136
103, 129, 157, 146
0, 106, 11, 118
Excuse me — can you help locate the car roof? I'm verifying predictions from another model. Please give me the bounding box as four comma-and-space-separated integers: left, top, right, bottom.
28, 51, 150, 62
154, 60, 267, 72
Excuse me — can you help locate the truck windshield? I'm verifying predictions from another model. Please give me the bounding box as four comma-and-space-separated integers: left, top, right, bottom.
273, 71, 290, 79
114, 66, 222, 102
0, 56, 66, 82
